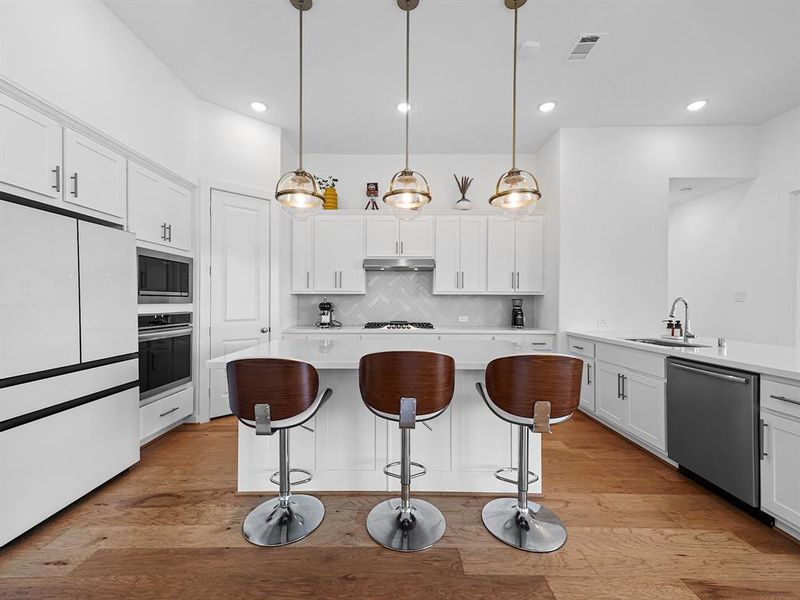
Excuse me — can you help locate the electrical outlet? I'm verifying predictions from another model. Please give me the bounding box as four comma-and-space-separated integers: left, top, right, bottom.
458, 315, 468, 323
734, 291, 747, 303
596, 319, 608, 328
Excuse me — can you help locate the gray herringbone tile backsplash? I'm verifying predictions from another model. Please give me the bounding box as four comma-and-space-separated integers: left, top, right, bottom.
296, 272, 540, 327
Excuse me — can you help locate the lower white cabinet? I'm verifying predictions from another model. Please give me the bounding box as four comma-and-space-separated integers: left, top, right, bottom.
140, 386, 194, 442
760, 378, 800, 532
579, 359, 596, 413
595, 358, 666, 452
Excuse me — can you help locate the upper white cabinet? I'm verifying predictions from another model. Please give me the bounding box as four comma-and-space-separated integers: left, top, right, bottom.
313, 215, 365, 294
365, 215, 433, 257
63, 129, 126, 221
0, 202, 80, 379
128, 162, 192, 251
291, 219, 314, 293
486, 216, 545, 294
434, 216, 486, 294
0, 93, 62, 202
78, 222, 137, 362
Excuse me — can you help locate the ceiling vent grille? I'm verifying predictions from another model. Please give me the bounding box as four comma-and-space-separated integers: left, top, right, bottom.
565, 34, 601, 61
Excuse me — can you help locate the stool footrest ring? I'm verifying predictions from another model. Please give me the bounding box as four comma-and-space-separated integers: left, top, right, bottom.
269, 468, 313, 487
494, 466, 540, 486
383, 461, 427, 480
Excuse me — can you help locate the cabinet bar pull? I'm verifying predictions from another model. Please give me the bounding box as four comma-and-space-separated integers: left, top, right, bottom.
769, 394, 800, 407
530, 342, 548, 346
587, 364, 592, 385
516, 272, 520, 289
396, 241, 399, 255
617, 373, 622, 399
621, 375, 627, 399
160, 223, 167, 241
166, 224, 172, 242
511, 272, 515, 289
460, 271, 464, 289
70, 172, 78, 197
400, 241, 404, 254
572, 345, 584, 350
159, 406, 180, 418
306, 271, 310, 289
760, 419, 768, 459
456, 271, 459, 289
52, 166, 61, 192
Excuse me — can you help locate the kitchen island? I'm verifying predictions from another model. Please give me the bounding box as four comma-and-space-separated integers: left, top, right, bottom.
207, 337, 543, 494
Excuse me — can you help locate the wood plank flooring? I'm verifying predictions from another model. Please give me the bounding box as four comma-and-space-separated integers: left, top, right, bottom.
1, 412, 798, 599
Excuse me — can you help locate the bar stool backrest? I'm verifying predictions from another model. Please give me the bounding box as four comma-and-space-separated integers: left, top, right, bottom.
227, 358, 319, 423
359, 351, 455, 421
485, 355, 582, 422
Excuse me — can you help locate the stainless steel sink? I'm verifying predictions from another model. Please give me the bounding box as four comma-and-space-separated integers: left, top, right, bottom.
625, 338, 711, 348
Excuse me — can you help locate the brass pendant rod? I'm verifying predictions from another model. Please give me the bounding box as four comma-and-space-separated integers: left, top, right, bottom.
405, 6, 410, 171
512, 2, 518, 170
299, 4, 304, 170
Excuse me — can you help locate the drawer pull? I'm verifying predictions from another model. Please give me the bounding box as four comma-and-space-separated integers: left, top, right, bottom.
530, 342, 549, 346
572, 345, 584, 350
159, 406, 180, 418
769, 394, 800, 407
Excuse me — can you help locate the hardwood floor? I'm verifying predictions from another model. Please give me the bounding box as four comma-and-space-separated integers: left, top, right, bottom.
1, 412, 798, 599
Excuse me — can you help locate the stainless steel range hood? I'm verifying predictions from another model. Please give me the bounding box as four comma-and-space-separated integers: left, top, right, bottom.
362, 258, 435, 272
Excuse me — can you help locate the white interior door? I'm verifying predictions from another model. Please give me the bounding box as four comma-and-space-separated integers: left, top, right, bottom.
209, 190, 270, 418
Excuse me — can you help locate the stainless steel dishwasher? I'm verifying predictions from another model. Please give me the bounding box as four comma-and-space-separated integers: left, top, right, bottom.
666, 358, 760, 507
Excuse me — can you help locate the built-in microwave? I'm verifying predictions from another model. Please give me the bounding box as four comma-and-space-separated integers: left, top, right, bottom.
137, 248, 192, 304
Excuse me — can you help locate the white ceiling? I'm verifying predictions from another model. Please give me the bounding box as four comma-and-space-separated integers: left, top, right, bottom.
104, 0, 800, 155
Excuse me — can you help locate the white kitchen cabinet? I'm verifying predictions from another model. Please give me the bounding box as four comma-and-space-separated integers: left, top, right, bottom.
0, 93, 63, 202
313, 215, 365, 294
579, 359, 596, 413
486, 216, 545, 294
78, 222, 137, 362
595, 358, 666, 452
63, 128, 126, 222
140, 386, 194, 442
128, 162, 192, 251
365, 215, 433, 257
596, 361, 626, 428
0, 202, 80, 379
434, 216, 486, 294
291, 219, 314, 292
761, 409, 800, 529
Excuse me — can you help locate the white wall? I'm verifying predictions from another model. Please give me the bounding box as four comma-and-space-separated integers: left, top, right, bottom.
558, 126, 758, 334
0, 0, 198, 181
668, 107, 800, 347
535, 131, 561, 332
303, 153, 536, 210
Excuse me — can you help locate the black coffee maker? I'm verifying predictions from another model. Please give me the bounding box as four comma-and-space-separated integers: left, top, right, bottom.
511, 298, 525, 329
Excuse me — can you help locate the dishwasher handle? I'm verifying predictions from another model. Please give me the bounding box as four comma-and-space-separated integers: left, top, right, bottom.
671, 362, 749, 385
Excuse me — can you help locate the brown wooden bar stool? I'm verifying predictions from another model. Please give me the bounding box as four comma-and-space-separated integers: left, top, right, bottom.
359, 351, 455, 552
476, 354, 582, 552
227, 358, 332, 547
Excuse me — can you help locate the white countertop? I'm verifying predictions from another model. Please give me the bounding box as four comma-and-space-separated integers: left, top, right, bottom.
207, 337, 533, 370
283, 325, 556, 335
567, 330, 800, 382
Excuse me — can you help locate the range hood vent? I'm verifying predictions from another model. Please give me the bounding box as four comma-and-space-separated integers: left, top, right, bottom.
363, 258, 435, 272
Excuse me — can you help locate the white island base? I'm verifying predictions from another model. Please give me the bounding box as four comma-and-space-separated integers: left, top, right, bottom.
208, 338, 543, 495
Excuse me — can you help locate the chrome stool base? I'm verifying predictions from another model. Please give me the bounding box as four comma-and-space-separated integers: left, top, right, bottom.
366, 498, 446, 552
482, 497, 567, 553
242, 494, 324, 547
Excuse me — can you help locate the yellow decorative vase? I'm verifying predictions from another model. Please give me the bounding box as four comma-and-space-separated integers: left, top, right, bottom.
323, 187, 338, 210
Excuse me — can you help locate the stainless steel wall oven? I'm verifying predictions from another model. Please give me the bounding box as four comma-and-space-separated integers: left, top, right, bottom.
138, 313, 192, 402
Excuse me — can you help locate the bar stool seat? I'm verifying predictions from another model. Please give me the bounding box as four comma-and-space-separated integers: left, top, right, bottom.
359, 351, 455, 552
476, 354, 582, 553
227, 358, 332, 547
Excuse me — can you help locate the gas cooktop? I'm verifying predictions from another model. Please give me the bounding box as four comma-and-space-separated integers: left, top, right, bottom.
364, 321, 434, 330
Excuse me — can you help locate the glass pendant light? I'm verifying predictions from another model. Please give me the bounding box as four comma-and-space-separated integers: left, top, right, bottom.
275, 0, 324, 220
384, 0, 431, 221
489, 0, 542, 220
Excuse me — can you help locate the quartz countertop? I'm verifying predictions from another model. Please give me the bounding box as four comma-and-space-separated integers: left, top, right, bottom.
567, 330, 800, 382
282, 325, 556, 335
207, 337, 532, 370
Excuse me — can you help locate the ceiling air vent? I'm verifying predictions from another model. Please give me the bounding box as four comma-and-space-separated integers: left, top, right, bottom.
565, 34, 601, 61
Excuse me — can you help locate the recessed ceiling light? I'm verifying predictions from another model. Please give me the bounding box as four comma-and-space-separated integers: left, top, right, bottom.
250, 101, 268, 113
397, 102, 411, 113
686, 99, 708, 112
538, 101, 556, 113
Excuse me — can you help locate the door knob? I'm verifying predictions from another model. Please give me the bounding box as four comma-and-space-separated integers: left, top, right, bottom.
260, 327, 269, 333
